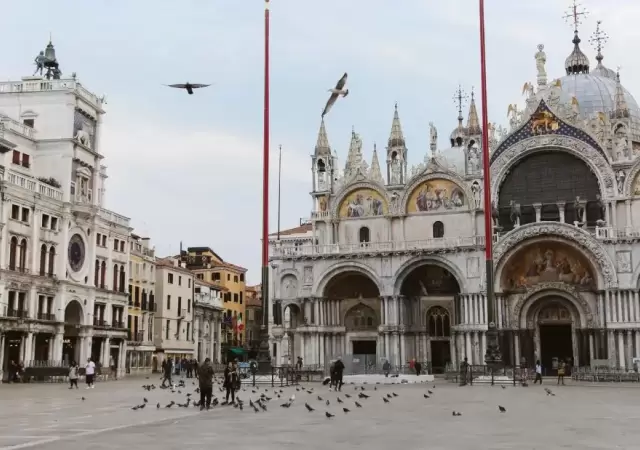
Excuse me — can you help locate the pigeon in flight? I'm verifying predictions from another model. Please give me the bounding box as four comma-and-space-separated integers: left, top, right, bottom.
165, 82, 211, 95
321, 72, 348, 117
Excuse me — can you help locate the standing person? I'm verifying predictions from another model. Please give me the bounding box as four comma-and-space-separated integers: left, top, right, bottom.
459, 357, 469, 386
197, 357, 214, 410
162, 357, 173, 387
534, 360, 543, 384
333, 356, 345, 391
415, 360, 422, 376
296, 356, 303, 370
557, 360, 566, 385
68, 361, 79, 389
223, 361, 238, 404
109, 355, 117, 380
382, 360, 391, 377
85, 358, 96, 389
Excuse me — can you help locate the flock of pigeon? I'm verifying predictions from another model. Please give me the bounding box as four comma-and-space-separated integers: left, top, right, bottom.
79, 375, 559, 420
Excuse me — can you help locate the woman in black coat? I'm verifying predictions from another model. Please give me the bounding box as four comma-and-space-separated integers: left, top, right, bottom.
223, 362, 238, 403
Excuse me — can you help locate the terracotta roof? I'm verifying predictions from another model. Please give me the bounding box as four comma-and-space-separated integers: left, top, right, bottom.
155, 258, 195, 276
186, 247, 224, 262
195, 278, 229, 292
269, 223, 312, 237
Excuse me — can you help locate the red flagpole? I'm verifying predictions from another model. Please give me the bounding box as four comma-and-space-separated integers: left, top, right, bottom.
260, 0, 271, 356
479, 0, 501, 366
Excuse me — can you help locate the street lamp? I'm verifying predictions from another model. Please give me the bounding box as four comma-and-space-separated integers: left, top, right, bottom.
479, 0, 502, 369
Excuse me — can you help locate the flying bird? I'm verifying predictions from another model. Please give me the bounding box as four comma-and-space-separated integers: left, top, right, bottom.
498, 405, 507, 413
165, 82, 211, 95
321, 72, 348, 117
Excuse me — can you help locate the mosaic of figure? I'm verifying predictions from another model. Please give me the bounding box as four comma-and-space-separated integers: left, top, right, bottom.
339, 189, 386, 218
408, 179, 464, 213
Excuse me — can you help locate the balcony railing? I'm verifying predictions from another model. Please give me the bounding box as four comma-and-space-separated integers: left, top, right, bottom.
272, 236, 484, 257
112, 321, 126, 329
0, 114, 36, 139
98, 208, 130, 228
127, 331, 145, 343
37, 312, 56, 321
0, 78, 103, 111
595, 226, 640, 240
311, 210, 330, 219
93, 318, 108, 327
6, 170, 63, 201
7, 308, 28, 319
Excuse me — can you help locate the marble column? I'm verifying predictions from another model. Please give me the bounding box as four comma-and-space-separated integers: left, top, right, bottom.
625, 330, 632, 369
611, 201, 618, 231
0, 333, 5, 377
514, 332, 521, 366
465, 333, 472, 363
625, 200, 632, 228
589, 333, 595, 363
449, 335, 456, 367
399, 333, 406, 365
480, 331, 486, 364
617, 331, 625, 369
557, 202, 566, 223
0, 200, 9, 269
24, 332, 33, 364
635, 331, 640, 359
533, 203, 542, 222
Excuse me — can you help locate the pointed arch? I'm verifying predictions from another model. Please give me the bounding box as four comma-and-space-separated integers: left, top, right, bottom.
94, 259, 100, 286
112, 264, 119, 291
100, 260, 106, 288
119, 265, 126, 292
9, 237, 18, 270
19, 239, 27, 270
48, 245, 55, 276
39, 244, 47, 275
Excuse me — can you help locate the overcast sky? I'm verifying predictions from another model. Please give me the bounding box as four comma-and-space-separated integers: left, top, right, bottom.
4, 0, 639, 283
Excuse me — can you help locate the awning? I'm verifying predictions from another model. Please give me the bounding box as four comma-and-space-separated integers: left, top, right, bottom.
228, 347, 246, 356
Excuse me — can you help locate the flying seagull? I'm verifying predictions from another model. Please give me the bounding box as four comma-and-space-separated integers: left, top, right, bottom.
165, 82, 211, 95
321, 72, 348, 117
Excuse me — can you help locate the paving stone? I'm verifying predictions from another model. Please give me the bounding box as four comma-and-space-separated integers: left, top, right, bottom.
1, 378, 639, 449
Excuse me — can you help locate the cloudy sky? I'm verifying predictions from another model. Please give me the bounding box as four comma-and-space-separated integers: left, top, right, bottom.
4, 0, 639, 283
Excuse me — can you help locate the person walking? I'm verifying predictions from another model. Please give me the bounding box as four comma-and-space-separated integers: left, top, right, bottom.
382, 360, 391, 377
557, 361, 566, 385
415, 360, 422, 376
333, 356, 345, 391
534, 360, 543, 384
197, 357, 214, 410
85, 358, 96, 389
162, 357, 173, 387
223, 361, 238, 404
68, 361, 79, 389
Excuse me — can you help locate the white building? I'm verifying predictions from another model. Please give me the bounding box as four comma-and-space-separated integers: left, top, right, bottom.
268, 23, 640, 374
193, 279, 223, 363
154, 258, 195, 366
0, 41, 132, 380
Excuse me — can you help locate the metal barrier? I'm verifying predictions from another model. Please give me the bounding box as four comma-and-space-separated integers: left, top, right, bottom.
571, 366, 640, 382
444, 364, 533, 386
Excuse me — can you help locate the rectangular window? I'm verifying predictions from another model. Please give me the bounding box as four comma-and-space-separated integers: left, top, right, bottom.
113, 239, 119, 251
178, 297, 182, 314
21, 153, 30, 168
167, 295, 171, 310
187, 299, 191, 313
233, 293, 238, 303
102, 235, 107, 247
234, 275, 238, 283
21, 207, 29, 223
23, 118, 34, 128
178, 276, 182, 286
213, 272, 221, 281
168, 273, 174, 284
12, 150, 20, 165
227, 274, 230, 281
166, 320, 170, 339
41, 214, 50, 228
50, 217, 58, 230
186, 323, 191, 341
240, 274, 245, 282
240, 291, 243, 304
120, 241, 125, 252
188, 278, 191, 288
96, 233, 101, 245
197, 273, 203, 280
11, 205, 19, 220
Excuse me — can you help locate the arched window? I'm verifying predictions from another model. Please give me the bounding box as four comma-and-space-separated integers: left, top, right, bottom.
48, 246, 55, 276
119, 266, 126, 292
100, 261, 106, 288
427, 306, 451, 337
113, 264, 119, 291
39, 244, 47, 276
433, 221, 445, 238
9, 237, 18, 270
19, 239, 27, 270
359, 226, 370, 244
94, 259, 100, 286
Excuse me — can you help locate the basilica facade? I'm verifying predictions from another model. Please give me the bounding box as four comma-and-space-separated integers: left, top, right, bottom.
267, 26, 640, 373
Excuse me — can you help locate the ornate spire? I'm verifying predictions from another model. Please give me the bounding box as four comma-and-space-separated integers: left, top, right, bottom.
344, 129, 363, 177
314, 118, 331, 156
612, 69, 630, 119
563, 1, 590, 75
369, 143, 384, 183
466, 88, 482, 136
450, 85, 468, 146
589, 20, 616, 79
388, 103, 405, 148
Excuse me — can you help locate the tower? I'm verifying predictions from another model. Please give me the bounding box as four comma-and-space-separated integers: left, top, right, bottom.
386, 103, 407, 185
465, 88, 483, 175
311, 118, 333, 216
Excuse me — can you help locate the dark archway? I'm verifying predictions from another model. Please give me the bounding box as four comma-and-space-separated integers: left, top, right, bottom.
64, 300, 83, 325
324, 272, 380, 299
400, 264, 460, 296
283, 303, 302, 329
427, 306, 451, 337
498, 151, 601, 231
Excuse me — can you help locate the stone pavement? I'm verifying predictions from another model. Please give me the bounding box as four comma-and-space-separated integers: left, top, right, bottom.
1, 377, 640, 450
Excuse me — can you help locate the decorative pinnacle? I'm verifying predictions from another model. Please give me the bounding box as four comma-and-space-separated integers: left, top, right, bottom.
589, 20, 608, 62
453, 85, 468, 124
563, 0, 589, 33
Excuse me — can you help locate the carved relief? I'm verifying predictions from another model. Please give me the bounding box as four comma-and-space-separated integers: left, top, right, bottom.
466, 257, 480, 279
616, 251, 632, 274
381, 257, 392, 277
303, 266, 313, 286
280, 274, 298, 299
502, 243, 595, 290
491, 136, 615, 204
494, 222, 616, 287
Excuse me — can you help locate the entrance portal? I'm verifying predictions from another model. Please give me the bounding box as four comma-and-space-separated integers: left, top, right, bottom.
430, 340, 451, 374
540, 324, 573, 374
351, 340, 376, 374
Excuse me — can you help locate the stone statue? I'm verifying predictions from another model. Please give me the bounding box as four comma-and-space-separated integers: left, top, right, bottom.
596, 194, 606, 223
509, 200, 521, 227
574, 196, 585, 223
34, 51, 46, 76
390, 159, 402, 185
429, 122, 438, 154
471, 182, 481, 208
390, 191, 399, 213
468, 145, 481, 174
616, 170, 626, 194
535, 44, 547, 85
491, 201, 500, 229
507, 104, 521, 131
74, 125, 91, 148
615, 132, 629, 160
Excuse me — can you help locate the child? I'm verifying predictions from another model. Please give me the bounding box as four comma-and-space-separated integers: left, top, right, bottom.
69, 361, 79, 389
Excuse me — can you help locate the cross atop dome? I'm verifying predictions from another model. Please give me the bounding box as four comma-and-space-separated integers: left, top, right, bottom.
563, 0, 588, 33
452, 84, 468, 127
563, 1, 590, 75
589, 20, 609, 64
